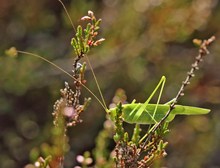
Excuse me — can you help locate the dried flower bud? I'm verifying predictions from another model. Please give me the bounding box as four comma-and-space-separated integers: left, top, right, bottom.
88, 10, 94, 17
5, 47, 18, 57
93, 32, 98, 36
193, 39, 202, 47
81, 16, 91, 21
63, 106, 76, 117
162, 151, 167, 157
76, 155, 84, 163
180, 92, 184, 96
93, 38, 105, 46
34, 161, 40, 167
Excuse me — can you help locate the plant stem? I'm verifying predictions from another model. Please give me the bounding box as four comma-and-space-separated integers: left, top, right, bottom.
143, 36, 215, 146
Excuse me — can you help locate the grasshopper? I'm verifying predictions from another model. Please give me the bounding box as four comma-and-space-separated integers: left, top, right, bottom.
107, 76, 210, 124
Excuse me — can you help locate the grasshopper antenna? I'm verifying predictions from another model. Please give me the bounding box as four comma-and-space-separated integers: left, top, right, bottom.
85, 55, 108, 111
16, 50, 107, 111
58, 0, 76, 33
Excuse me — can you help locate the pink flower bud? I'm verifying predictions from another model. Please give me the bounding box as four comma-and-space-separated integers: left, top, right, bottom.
93, 38, 105, 46
63, 106, 76, 117
81, 16, 91, 21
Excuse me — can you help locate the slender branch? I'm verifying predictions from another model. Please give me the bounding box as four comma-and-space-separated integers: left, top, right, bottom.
143, 36, 215, 145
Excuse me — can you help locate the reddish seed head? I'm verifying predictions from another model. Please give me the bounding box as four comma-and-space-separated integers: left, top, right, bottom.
88, 40, 94, 46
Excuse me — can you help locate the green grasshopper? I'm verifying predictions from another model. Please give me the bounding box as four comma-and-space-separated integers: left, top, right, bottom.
107, 76, 210, 124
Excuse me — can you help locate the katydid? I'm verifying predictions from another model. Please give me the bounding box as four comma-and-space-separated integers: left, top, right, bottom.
106, 76, 210, 124
108, 102, 210, 124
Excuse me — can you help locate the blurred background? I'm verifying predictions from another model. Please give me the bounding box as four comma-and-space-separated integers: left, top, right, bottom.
0, 0, 220, 167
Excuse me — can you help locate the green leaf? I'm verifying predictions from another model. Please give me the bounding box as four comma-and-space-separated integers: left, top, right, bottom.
95, 19, 102, 27
85, 23, 92, 34
77, 25, 83, 37
71, 38, 80, 55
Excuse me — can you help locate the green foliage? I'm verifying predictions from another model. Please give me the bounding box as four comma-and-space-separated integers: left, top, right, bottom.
71, 10, 105, 57
113, 103, 125, 142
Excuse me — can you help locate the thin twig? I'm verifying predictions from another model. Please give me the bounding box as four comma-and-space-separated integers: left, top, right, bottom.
143, 36, 215, 146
